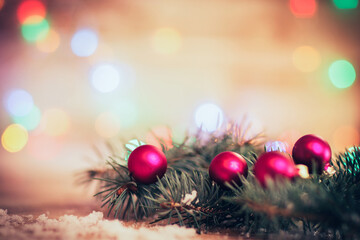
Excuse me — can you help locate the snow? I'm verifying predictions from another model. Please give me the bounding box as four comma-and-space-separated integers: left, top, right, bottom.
0, 209, 196, 240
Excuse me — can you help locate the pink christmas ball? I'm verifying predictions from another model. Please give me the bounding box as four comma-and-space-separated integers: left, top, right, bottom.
254, 152, 298, 187
209, 151, 248, 188
292, 134, 331, 174
128, 145, 167, 184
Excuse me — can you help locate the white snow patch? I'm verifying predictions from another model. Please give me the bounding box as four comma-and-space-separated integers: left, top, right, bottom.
0, 209, 196, 240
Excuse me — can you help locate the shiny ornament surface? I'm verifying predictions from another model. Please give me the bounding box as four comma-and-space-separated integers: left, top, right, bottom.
292, 134, 331, 174
127, 145, 167, 184
209, 151, 248, 187
254, 152, 298, 187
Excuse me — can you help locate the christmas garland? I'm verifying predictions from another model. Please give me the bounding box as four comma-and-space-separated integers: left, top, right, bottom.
82, 123, 360, 238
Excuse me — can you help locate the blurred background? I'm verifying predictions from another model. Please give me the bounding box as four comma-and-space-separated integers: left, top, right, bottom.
0, 0, 359, 213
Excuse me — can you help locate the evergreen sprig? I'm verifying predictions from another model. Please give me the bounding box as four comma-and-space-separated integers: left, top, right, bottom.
85, 124, 360, 238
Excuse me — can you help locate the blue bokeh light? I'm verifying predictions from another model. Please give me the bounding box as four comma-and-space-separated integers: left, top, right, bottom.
4, 89, 34, 117
71, 29, 98, 57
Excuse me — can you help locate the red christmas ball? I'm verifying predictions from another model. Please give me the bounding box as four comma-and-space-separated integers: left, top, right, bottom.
254, 152, 298, 187
128, 145, 167, 184
292, 134, 331, 174
209, 151, 248, 187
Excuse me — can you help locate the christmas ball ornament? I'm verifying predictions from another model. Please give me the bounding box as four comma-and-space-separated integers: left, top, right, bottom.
128, 145, 167, 184
209, 151, 248, 187
292, 134, 331, 174
254, 152, 298, 187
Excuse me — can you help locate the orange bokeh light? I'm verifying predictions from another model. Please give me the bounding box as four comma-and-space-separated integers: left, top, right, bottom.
17, 0, 46, 24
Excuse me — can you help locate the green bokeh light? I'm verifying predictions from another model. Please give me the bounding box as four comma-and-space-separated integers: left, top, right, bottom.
13, 106, 41, 131
328, 60, 356, 89
21, 19, 49, 42
333, 0, 358, 9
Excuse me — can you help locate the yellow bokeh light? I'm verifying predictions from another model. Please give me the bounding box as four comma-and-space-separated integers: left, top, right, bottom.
152, 27, 182, 55
95, 112, 121, 138
23, 15, 44, 24
1, 124, 28, 153
36, 29, 60, 53
41, 109, 70, 136
292, 46, 321, 72
332, 125, 360, 151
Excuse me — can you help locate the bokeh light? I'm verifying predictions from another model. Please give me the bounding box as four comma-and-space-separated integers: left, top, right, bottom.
1, 124, 28, 153
292, 46, 321, 72
195, 103, 224, 132
289, 0, 317, 18
4, 89, 34, 117
328, 60, 356, 89
36, 29, 60, 53
333, 0, 358, 9
13, 106, 41, 131
95, 112, 121, 138
71, 29, 98, 57
152, 27, 182, 55
90, 64, 120, 93
21, 17, 49, 42
41, 109, 70, 136
0, 0, 5, 11
332, 125, 360, 150
17, 0, 46, 24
